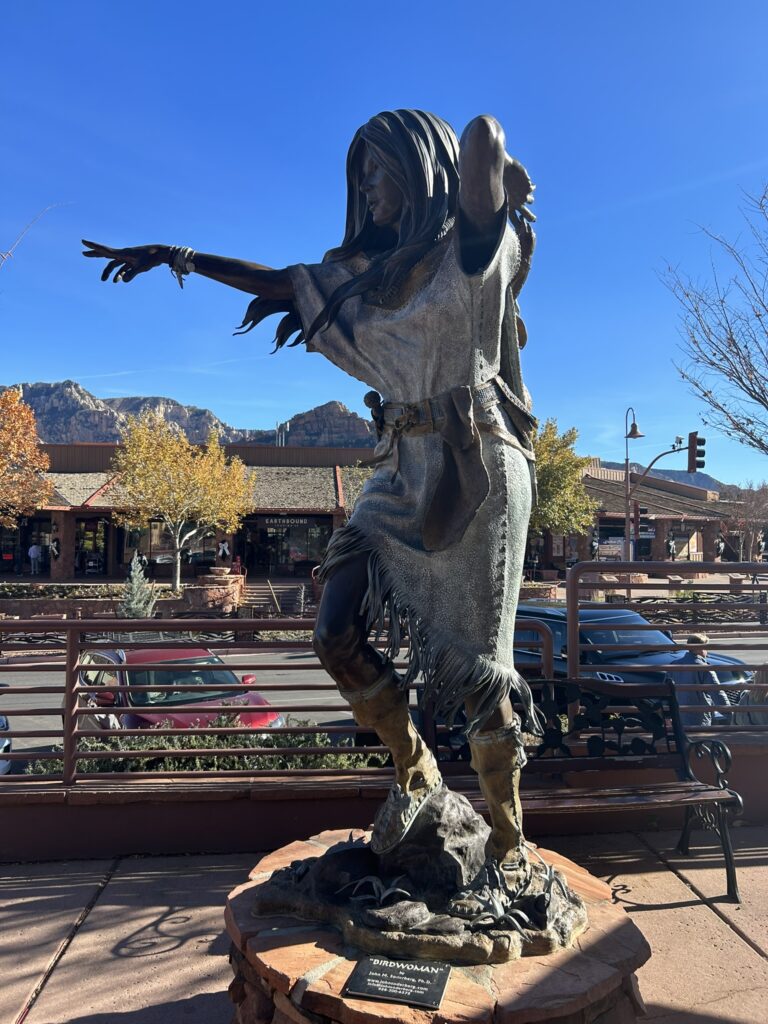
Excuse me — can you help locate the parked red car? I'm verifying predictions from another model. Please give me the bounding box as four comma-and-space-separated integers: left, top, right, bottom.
76, 646, 282, 730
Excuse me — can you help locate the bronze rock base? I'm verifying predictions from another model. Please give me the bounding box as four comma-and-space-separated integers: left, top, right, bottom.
225, 829, 651, 1024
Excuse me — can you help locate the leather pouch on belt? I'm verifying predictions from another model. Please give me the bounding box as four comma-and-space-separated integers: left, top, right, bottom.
422, 386, 490, 552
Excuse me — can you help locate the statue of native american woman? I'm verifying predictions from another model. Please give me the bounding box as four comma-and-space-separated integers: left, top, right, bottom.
84, 110, 544, 919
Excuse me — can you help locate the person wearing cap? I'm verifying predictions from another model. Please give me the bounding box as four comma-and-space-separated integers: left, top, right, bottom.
666, 633, 731, 728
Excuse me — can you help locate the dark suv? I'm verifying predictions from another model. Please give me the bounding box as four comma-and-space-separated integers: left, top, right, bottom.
514, 604, 752, 689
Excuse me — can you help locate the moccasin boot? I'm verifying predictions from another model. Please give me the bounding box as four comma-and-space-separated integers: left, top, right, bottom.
343, 671, 442, 854
469, 724, 529, 893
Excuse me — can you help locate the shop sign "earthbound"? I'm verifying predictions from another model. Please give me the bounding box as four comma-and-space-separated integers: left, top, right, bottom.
264, 517, 308, 526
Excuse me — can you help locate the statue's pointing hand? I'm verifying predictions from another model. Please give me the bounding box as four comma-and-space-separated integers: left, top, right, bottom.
82, 240, 168, 283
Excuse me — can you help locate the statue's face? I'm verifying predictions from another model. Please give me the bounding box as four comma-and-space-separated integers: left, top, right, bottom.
360, 146, 403, 230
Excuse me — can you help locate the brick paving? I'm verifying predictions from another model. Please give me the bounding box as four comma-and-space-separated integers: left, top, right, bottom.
3, 828, 768, 1023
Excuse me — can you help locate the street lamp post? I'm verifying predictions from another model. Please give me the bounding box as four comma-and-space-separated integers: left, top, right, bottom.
622, 416, 687, 565
624, 408, 644, 561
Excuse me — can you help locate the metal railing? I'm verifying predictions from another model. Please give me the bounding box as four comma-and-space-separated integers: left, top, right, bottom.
565, 561, 768, 732
0, 616, 554, 784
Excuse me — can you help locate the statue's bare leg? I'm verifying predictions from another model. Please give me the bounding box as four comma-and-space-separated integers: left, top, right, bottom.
313, 553, 441, 852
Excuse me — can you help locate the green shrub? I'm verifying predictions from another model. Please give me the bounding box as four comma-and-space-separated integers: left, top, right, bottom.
25, 716, 384, 774
117, 553, 157, 618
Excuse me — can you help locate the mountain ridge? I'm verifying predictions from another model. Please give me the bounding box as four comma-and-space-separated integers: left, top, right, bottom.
0, 382, 739, 486
1, 380, 376, 448
599, 460, 724, 492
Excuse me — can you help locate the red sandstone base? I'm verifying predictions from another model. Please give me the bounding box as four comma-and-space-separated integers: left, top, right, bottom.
225, 830, 651, 1024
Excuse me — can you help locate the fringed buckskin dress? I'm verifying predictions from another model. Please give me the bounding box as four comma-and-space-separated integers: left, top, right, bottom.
289, 216, 539, 736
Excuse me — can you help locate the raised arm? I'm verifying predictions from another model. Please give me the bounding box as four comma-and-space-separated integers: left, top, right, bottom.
459, 116, 507, 233
81, 241, 293, 300
458, 116, 535, 273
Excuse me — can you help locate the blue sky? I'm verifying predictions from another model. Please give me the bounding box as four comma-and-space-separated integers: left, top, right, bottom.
2, 2, 768, 484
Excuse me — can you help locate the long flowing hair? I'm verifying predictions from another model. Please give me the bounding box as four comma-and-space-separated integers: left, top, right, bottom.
235, 109, 461, 347
312, 109, 461, 332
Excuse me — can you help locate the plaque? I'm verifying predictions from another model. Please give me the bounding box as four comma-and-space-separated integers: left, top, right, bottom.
344, 955, 451, 1010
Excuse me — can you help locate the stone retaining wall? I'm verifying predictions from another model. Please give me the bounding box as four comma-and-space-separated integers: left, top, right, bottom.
0, 597, 186, 618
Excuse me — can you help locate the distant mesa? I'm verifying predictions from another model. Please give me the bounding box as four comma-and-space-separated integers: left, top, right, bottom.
0, 380, 376, 448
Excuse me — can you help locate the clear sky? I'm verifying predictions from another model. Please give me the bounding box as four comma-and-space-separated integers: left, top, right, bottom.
2, 2, 768, 484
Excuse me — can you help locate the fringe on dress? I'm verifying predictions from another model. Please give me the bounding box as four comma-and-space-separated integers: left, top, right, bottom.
318, 522, 543, 738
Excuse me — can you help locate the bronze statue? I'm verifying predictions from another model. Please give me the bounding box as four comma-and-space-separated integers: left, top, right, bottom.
84, 110, 543, 919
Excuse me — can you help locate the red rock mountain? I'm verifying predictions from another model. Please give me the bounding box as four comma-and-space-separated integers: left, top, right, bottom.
3, 380, 376, 448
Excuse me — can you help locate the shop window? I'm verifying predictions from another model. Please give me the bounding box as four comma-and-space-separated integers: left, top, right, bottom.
75, 520, 107, 575
239, 517, 333, 576
0, 526, 18, 573
149, 521, 176, 564
143, 522, 216, 566
186, 532, 216, 567
122, 527, 150, 565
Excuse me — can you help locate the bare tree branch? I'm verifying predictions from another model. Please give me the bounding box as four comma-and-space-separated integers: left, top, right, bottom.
667, 184, 768, 458
0, 204, 66, 271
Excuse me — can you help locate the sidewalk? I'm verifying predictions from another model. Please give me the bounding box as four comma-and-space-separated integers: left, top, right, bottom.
3, 828, 768, 1024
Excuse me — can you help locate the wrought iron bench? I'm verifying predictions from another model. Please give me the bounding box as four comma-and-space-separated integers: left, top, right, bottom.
479, 677, 742, 901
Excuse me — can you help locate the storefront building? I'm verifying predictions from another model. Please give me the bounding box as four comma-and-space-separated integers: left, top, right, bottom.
536, 462, 728, 574
6, 446, 740, 582
4, 444, 351, 582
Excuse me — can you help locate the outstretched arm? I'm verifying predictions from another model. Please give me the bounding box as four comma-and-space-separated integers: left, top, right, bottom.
457, 116, 535, 273
186, 252, 293, 298
81, 241, 293, 299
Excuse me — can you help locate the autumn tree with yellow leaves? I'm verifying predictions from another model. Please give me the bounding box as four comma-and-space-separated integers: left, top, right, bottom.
0, 388, 52, 527
111, 413, 253, 590
529, 419, 598, 536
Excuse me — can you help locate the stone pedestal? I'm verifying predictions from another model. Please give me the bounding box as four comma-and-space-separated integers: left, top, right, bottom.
225, 830, 651, 1024
183, 573, 243, 613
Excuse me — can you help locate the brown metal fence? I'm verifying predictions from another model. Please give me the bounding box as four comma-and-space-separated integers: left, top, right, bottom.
3, 560, 766, 790
566, 561, 768, 730
0, 616, 554, 784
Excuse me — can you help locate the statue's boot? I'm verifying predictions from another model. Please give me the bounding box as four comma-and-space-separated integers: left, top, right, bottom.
342, 670, 442, 855
450, 723, 530, 918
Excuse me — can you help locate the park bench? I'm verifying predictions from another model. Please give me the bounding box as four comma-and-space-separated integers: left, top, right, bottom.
447, 676, 743, 901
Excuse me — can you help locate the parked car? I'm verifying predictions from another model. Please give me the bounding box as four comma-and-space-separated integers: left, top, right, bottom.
73, 647, 283, 731
514, 604, 752, 689
0, 714, 11, 774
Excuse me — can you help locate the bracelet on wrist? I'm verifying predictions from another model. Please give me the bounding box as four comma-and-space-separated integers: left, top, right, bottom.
168, 246, 196, 289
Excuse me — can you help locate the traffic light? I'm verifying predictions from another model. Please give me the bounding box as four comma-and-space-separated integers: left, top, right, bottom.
687, 431, 706, 473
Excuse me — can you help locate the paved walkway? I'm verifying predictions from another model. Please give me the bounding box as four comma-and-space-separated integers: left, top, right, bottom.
3, 827, 768, 1024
